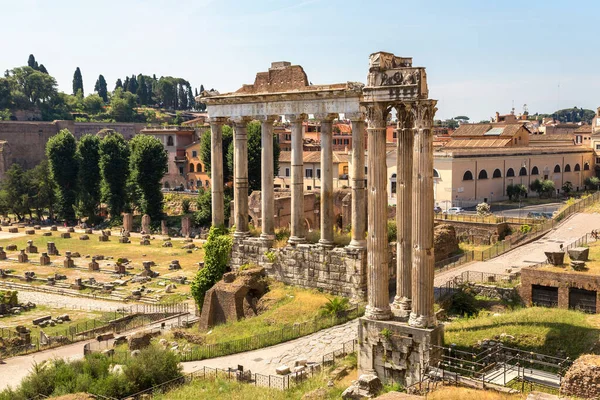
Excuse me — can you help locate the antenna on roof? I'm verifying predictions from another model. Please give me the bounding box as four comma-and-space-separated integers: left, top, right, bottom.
511, 100, 515, 115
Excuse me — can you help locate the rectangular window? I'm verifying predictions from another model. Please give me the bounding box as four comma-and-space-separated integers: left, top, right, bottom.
316, 168, 321, 179
192, 150, 197, 157
343, 166, 349, 175
596, 157, 600, 164
393, 132, 397, 139
305, 169, 313, 178
307, 186, 312, 190
285, 167, 290, 177
179, 167, 184, 175
596, 144, 600, 150
344, 139, 349, 145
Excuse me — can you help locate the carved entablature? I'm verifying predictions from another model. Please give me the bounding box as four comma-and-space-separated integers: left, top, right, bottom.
364, 52, 428, 102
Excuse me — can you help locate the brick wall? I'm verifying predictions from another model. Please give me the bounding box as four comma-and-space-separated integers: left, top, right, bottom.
520, 267, 600, 308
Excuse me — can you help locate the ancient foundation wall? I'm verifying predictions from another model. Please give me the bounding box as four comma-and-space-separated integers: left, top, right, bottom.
434, 220, 508, 245
520, 267, 600, 308
230, 237, 378, 300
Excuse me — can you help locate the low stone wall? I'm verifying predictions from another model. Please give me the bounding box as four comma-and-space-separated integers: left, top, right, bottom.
230, 238, 388, 300
434, 220, 508, 245
467, 283, 519, 302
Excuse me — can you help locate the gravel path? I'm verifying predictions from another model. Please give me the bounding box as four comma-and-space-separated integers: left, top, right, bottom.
434, 212, 600, 287
17, 290, 132, 312
182, 319, 358, 375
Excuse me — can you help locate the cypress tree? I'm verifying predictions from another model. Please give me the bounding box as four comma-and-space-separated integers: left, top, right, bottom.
123, 77, 130, 92
27, 54, 38, 70
137, 75, 148, 105
38, 64, 48, 74
94, 75, 108, 102
115, 78, 123, 91
73, 67, 84, 95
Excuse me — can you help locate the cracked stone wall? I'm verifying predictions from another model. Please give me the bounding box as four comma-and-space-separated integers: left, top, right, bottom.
230, 238, 380, 300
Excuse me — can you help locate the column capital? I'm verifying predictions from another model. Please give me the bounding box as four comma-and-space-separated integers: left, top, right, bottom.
345, 112, 366, 122
286, 113, 307, 123
365, 103, 389, 129
208, 116, 228, 125
395, 103, 414, 130
255, 115, 279, 123
231, 116, 252, 127
313, 113, 338, 122
411, 100, 438, 129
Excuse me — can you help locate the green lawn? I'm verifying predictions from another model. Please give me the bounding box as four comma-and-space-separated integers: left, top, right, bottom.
444, 307, 600, 358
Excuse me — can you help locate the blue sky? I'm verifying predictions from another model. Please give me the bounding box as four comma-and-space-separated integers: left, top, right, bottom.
3, 0, 599, 121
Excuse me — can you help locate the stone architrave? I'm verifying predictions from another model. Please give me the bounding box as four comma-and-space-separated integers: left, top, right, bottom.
181, 216, 191, 237
123, 213, 133, 233
141, 214, 151, 234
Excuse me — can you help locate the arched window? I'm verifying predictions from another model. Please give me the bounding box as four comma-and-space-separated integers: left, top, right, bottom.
519, 167, 527, 176
433, 169, 440, 178
189, 163, 195, 173
585, 162, 590, 171
506, 168, 515, 177
531, 166, 539, 175
163, 181, 170, 189
493, 169, 502, 178
197, 163, 202, 172
197, 180, 202, 187
463, 171, 473, 181
575, 163, 581, 171
564, 164, 571, 172
167, 136, 174, 146
478, 170, 488, 179
554, 165, 561, 173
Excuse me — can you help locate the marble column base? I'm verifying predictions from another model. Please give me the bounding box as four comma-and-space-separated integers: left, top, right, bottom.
391, 296, 411, 320
365, 305, 392, 321
347, 239, 367, 250
318, 239, 334, 249
287, 236, 306, 245
408, 312, 437, 329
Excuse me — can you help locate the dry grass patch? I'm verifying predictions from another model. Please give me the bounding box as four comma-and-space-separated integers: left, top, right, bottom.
426, 386, 524, 399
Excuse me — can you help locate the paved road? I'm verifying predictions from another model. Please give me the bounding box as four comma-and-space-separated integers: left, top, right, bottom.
434, 212, 600, 287
182, 319, 358, 375
496, 203, 562, 218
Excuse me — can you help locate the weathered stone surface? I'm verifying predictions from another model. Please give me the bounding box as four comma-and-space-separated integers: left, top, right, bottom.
568, 247, 589, 262
25, 240, 37, 253
61, 232, 71, 239
433, 224, 459, 262
79, 235, 89, 241
67, 227, 75, 233
561, 355, 600, 399
342, 374, 383, 399
128, 331, 154, 350
199, 267, 268, 329
47, 242, 58, 256
141, 214, 150, 234
18, 250, 28, 263
39, 252, 50, 265
545, 252, 565, 265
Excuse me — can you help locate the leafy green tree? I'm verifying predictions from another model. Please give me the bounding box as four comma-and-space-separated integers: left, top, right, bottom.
46, 129, 79, 221
585, 176, 600, 190
541, 180, 555, 196
561, 181, 573, 195
194, 188, 212, 227
72, 67, 83, 96
30, 160, 56, 220
99, 132, 130, 218
200, 126, 233, 181
129, 135, 168, 221
109, 88, 137, 122
507, 183, 527, 200
94, 74, 108, 102
76, 135, 101, 221
2, 164, 33, 220
82, 94, 104, 114
226, 120, 281, 191
530, 179, 554, 198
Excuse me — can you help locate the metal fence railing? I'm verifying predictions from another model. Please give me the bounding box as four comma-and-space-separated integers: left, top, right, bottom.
436, 214, 539, 225
435, 270, 519, 299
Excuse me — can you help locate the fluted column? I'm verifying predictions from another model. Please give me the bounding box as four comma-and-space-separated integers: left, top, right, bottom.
392, 106, 413, 319
232, 117, 250, 238
365, 104, 391, 320
209, 117, 227, 227
288, 114, 307, 244
409, 100, 438, 328
259, 116, 277, 241
316, 114, 337, 247
347, 114, 366, 249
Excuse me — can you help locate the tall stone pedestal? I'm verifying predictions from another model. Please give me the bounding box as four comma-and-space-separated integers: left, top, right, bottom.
358, 318, 443, 387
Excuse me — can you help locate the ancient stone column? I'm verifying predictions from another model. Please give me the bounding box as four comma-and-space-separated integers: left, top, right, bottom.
409, 100, 438, 328
259, 116, 277, 241
209, 117, 227, 227
348, 114, 366, 249
392, 105, 413, 319
233, 117, 250, 238
288, 114, 307, 244
365, 104, 391, 320
316, 114, 337, 247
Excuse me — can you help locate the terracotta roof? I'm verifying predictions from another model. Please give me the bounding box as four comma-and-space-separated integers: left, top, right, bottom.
451, 123, 525, 138
443, 138, 512, 148
573, 124, 592, 134
335, 123, 352, 134
436, 146, 592, 158
279, 151, 349, 164
529, 134, 574, 142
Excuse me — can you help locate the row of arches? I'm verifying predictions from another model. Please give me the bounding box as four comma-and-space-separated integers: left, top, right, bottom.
463, 163, 590, 181
189, 163, 205, 173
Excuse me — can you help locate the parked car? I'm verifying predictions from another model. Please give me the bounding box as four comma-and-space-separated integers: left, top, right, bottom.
433, 206, 442, 214
446, 207, 465, 215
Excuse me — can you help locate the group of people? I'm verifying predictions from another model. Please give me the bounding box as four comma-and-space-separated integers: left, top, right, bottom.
592, 229, 599, 240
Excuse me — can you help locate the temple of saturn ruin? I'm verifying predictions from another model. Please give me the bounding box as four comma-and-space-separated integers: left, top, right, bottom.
199, 51, 443, 386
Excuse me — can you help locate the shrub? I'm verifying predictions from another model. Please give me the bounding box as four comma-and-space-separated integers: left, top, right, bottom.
181, 198, 191, 214
319, 297, 350, 317
442, 284, 478, 317
124, 345, 182, 393
264, 251, 277, 263
519, 224, 532, 234
191, 226, 233, 309
585, 176, 600, 190
476, 202, 490, 216
387, 220, 397, 243
507, 183, 527, 200
562, 181, 573, 195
